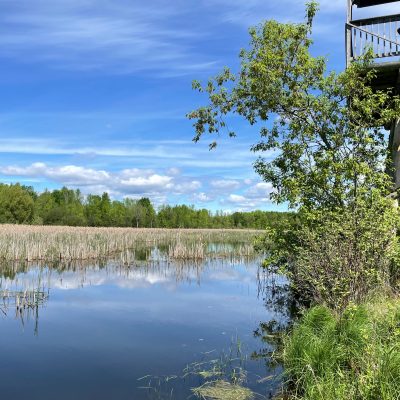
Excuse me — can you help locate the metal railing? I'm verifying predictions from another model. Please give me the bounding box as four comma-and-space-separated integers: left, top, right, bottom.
346, 13, 400, 61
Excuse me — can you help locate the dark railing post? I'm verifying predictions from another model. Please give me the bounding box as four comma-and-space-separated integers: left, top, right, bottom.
346, 0, 353, 66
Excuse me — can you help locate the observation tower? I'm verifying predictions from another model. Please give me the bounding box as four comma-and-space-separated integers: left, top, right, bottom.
346, 0, 400, 188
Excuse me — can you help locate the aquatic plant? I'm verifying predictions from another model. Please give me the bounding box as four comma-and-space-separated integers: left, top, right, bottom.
192, 380, 254, 400
136, 334, 272, 400
0, 225, 259, 262
168, 240, 205, 260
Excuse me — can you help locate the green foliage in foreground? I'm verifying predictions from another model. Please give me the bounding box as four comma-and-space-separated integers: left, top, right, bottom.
282, 297, 400, 400
188, 0, 400, 308
258, 195, 400, 310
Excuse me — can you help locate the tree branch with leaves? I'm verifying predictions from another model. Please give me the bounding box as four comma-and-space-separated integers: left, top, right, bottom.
188, 1, 400, 308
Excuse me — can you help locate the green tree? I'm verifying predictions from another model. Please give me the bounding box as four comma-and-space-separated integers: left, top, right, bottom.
0, 182, 288, 229
188, 2, 400, 307
137, 197, 156, 227
0, 184, 35, 224
46, 187, 86, 226
123, 198, 146, 227
109, 200, 128, 227
35, 190, 56, 224
188, 3, 399, 209
85, 195, 103, 226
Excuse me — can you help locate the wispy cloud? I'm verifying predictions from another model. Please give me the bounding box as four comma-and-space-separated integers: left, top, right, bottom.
0, 0, 217, 75
203, 0, 345, 26
0, 137, 261, 169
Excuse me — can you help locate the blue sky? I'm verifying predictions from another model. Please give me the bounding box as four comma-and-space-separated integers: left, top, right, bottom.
0, 0, 398, 211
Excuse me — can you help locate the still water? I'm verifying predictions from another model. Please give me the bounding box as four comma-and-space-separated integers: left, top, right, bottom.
0, 252, 287, 399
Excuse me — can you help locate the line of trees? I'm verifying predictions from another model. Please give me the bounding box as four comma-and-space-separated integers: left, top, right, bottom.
0, 183, 290, 228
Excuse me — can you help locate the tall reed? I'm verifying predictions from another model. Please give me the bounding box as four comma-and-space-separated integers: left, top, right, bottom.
0, 225, 260, 262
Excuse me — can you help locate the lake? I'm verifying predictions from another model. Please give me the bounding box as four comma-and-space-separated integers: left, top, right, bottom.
0, 249, 287, 399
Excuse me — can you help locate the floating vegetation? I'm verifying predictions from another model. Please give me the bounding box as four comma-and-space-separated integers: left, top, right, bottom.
0, 225, 259, 262
135, 334, 275, 400
192, 380, 254, 400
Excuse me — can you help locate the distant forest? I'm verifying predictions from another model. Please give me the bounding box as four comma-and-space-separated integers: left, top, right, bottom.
0, 183, 291, 229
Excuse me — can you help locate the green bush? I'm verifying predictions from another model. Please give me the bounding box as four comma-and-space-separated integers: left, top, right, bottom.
281, 297, 400, 400
262, 194, 400, 310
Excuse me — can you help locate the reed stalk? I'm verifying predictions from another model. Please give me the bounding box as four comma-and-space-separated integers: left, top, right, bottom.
0, 225, 260, 262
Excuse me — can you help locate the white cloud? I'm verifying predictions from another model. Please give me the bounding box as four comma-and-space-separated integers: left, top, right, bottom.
170, 180, 202, 194
210, 179, 240, 190
0, 161, 279, 211
246, 182, 273, 200
192, 192, 212, 202
0, 159, 284, 211
223, 181, 273, 210
119, 174, 174, 191
228, 194, 247, 203
0, 162, 110, 185
0, 163, 195, 197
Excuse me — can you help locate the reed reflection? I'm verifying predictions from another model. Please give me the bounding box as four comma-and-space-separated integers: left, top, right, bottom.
0, 245, 263, 335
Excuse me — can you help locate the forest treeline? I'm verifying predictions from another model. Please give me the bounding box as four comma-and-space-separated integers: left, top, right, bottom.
0, 183, 289, 228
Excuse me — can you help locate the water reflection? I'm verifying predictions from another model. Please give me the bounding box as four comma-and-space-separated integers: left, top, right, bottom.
0, 247, 287, 400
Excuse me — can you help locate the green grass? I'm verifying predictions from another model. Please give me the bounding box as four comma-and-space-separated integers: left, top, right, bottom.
281, 296, 400, 400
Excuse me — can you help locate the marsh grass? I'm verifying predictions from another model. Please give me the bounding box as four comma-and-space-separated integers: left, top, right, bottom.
0, 225, 259, 262
281, 296, 400, 400
168, 240, 205, 260
167, 240, 256, 261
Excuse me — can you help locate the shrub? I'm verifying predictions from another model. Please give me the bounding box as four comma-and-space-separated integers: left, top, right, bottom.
261, 194, 399, 310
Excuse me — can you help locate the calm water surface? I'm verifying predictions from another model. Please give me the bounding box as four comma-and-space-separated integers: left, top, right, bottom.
0, 252, 287, 399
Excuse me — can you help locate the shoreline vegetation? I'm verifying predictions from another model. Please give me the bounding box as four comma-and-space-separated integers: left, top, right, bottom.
187, 0, 400, 398
279, 296, 400, 400
0, 225, 260, 262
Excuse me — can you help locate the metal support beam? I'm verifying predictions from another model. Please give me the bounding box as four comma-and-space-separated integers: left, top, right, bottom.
390, 119, 400, 189
346, 0, 353, 66
388, 69, 400, 194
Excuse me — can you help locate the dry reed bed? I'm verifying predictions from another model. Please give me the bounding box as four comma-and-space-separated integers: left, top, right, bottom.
0, 225, 260, 262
